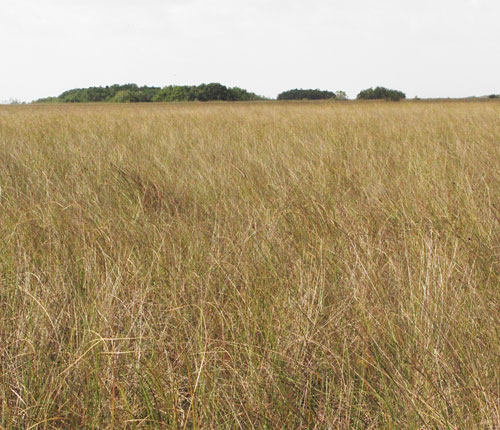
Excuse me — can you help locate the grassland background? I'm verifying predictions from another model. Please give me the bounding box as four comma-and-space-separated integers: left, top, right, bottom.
0, 101, 499, 429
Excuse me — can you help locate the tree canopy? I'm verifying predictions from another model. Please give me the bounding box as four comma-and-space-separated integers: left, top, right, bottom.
34, 84, 161, 103
34, 83, 265, 103
357, 87, 406, 101
277, 89, 337, 100
153, 83, 264, 102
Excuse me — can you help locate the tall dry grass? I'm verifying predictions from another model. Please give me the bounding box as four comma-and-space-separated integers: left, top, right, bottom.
0, 101, 499, 429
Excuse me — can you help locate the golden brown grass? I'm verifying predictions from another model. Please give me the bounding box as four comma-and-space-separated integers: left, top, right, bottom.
0, 101, 499, 429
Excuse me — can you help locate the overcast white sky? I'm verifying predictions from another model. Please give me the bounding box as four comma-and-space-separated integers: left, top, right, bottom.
1, 0, 499, 101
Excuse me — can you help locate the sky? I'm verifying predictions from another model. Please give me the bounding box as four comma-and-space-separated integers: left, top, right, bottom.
1, 0, 499, 102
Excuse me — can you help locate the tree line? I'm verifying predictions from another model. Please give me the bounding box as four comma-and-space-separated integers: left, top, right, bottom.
34, 83, 265, 103
276, 87, 406, 101
33, 84, 413, 103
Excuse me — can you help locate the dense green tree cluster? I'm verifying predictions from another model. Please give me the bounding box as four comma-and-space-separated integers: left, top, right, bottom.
357, 86, 406, 101
277, 89, 337, 100
488, 94, 499, 99
152, 83, 264, 102
35, 84, 160, 103
34, 83, 265, 103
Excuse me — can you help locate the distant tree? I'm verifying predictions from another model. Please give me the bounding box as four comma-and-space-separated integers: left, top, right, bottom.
153, 85, 198, 102
488, 94, 499, 99
277, 89, 337, 100
196, 83, 233, 101
357, 86, 406, 101
153, 83, 264, 102
109, 90, 134, 103
60, 89, 90, 103
33, 84, 160, 103
229, 87, 264, 101
135, 87, 161, 102
33, 97, 60, 103
335, 91, 348, 100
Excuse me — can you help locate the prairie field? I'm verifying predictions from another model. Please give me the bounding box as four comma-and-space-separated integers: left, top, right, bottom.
0, 101, 499, 429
